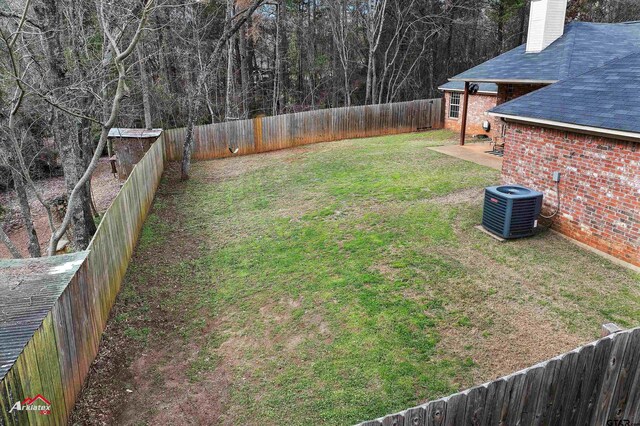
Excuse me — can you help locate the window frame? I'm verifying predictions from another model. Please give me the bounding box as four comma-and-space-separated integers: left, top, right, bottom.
449, 92, 461, 119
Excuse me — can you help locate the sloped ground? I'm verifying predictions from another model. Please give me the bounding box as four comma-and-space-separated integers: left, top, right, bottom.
70, 131, 640, 425
0, 159, 120, 258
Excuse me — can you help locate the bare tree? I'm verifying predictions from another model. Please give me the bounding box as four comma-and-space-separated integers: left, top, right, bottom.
0, 222, 22, 259
362, 0, 387, 105
137, 42, 154, 129
180, 0, 265, 181
329, 0, 352, 107
0, 0, 43, 257
39, 0, 157, 255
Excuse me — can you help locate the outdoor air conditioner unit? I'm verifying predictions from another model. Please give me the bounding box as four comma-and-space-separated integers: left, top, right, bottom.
482, 185, 543, 239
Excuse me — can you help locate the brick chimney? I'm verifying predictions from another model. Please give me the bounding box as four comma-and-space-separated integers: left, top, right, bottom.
526, 0, 568, 53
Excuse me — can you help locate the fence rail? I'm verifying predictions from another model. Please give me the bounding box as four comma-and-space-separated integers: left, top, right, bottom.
164, 99, 443, 161
358, 327, 640, 426
0, 135, 166, 425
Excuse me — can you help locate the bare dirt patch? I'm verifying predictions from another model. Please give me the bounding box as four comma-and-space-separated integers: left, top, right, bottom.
436, 301, 583, 387
0, 158, 120, 258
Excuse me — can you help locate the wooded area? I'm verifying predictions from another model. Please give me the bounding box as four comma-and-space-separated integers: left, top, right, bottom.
1, 0, 640, 258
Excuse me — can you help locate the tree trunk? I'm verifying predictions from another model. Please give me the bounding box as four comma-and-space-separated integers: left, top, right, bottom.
57, 113, 96, 251
272, 0, 283, 115
181, 95, 196, 181
37, 0, 96, 252
225, 0, 237, 120
238, 23, 252, 118
518, 2, 528, 46
0, 226, 22, 259
137, 42, 153, 129
11, 168, 40, 257
296, 1, 304, 105
179, 0, 265, 180
365, 51, 374, 105
497, 2, 505, 54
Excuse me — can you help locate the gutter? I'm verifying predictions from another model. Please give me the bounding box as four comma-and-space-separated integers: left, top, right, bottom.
437, 88, 497, 95
448, 78, 558, 85
489, 112, 640, 142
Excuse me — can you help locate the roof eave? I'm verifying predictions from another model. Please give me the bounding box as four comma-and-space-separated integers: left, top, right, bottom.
449, 78, 558, 85
437, 87, 497, 95
489, 112, 640, 142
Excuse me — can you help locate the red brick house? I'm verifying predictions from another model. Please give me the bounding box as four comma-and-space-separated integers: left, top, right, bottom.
439, 82, 498, 137
447, 0, 640, 267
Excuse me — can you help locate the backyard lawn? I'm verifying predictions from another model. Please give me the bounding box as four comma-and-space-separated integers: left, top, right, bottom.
72, 130, 640, 425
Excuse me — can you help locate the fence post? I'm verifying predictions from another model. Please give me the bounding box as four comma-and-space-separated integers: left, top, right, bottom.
253, 117, 263, 153
166, 99, 444, 160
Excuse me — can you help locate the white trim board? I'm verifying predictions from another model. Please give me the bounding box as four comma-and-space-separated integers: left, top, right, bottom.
448, 78, 558, 84
490, 112, 640, 142
438, 88, 498, 95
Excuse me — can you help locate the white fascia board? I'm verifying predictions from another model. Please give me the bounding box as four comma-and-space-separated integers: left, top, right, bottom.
489, 112, 640, 142
438, 88, 498, 95
448, 78, 558, 85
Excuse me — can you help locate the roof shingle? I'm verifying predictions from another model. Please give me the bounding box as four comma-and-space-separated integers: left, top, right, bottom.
452, 21, 640, 83
490, 52, 640, 135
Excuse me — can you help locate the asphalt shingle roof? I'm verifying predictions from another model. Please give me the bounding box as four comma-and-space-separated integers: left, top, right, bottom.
452, 21, 640, 83
438, 81, 498, 94
490, 52, 640, 134
0, 252, 88, 380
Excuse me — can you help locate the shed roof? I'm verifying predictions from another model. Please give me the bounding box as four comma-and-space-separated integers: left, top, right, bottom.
0, 252, 88, 380
438, 81, 498, 94
451, 21, 640, 83
490, 51, 640, 137
108, 128, 163, 139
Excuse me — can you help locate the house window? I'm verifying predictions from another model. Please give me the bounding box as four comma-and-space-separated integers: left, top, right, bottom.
505, 84, 515, 101
449, 93, 461, 119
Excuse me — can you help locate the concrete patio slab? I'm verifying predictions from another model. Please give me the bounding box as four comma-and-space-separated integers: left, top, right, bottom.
429, 143, 503, 170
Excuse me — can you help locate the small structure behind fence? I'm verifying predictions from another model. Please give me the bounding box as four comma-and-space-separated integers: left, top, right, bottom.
358, 327, 640, 426
164, 99, 443, 161
0, 135, 165, 425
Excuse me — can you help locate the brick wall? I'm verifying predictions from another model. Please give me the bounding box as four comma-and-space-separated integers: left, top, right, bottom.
502, 122, 640, 267
443, 84, 546, 142
444, 91, 498, 137
492, 83, 549, 144
496, 83, 547, 105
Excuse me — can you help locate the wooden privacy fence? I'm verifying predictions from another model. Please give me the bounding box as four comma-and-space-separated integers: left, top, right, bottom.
358, 327, 640, 426
0, 135, 166, 425
164, 99, 443, 161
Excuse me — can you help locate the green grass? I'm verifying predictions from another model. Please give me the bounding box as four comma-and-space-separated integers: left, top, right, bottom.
113, 130, 640, 425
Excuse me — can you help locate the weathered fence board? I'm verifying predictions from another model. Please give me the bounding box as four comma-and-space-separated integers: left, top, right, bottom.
164, 99, 444, 161
357, 327, 640, 426
0, 136, 165, 425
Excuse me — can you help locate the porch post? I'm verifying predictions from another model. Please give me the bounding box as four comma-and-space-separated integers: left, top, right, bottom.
460, 81, 470, 146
